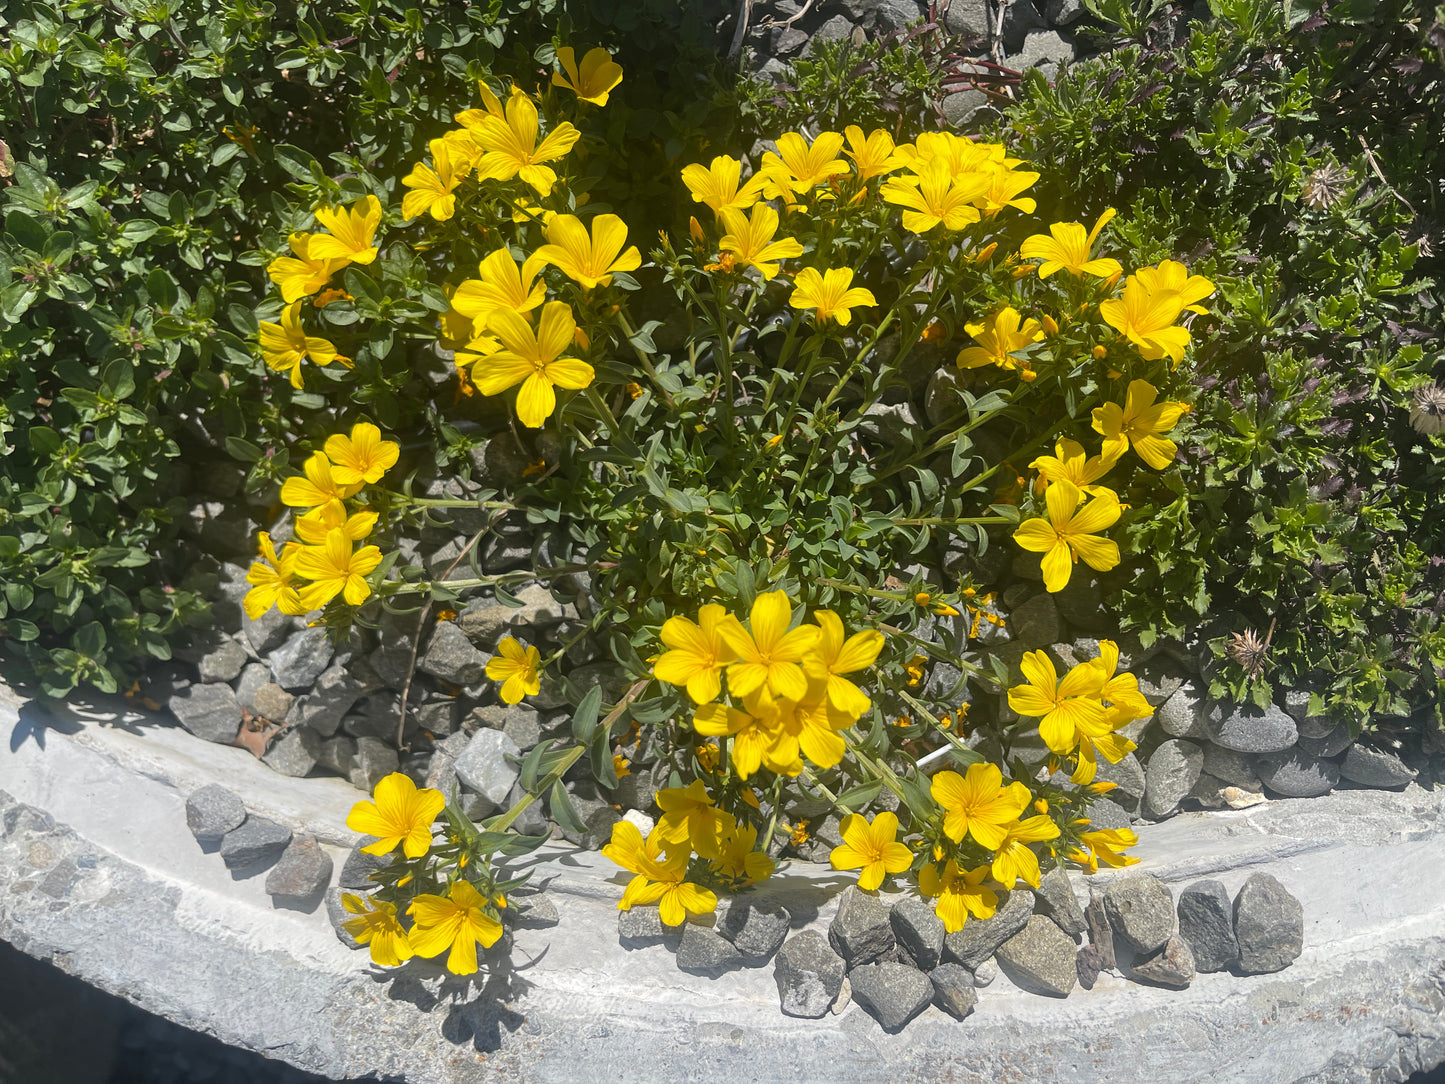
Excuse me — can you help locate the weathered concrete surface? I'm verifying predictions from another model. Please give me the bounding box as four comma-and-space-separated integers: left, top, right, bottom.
2, 681, 1445, 1083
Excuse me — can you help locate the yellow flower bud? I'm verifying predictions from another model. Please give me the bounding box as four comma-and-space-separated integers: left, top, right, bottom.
915, 591, 931, 607
1034, 798, 1049, 815
1040, 313, 1059, 336
1092, 344, 1108, 359
689, 215, 704, 244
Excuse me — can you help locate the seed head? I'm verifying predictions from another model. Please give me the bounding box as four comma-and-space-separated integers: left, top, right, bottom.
1409, 382, 1445, 436
1301, 164, 1349, 210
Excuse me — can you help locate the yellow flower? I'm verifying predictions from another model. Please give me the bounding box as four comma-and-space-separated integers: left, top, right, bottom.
1069, 826, 1141, 874
485, 636, 542, 704
760, 130, 850, 197
881, 160, 987, 233
971, 165, 1040, 217
267, 232, 347, 303
407, 879, 504, 975
1012, 478, 1122, 592
805, 609, 884, 716
308, 195, 382, 265
612, 753, 631, 779
789, 679, 857, 769
1019, 208, 1123, 279
340, 894, 415, 968
614, 842, 718, 927
918, 860, 997, 933
653, 603, 738, 704
717, 203, 804, 281
693, 700, 799, 780
243, 532, 307, 618
400, 137, 468, 221
1007, 648, 1108, 756
1098, 260, 1215, 365
280, 451, 365, 509
711, 815, 775, 888
1028, 437, 1120, 497
533, 213, 641, 289
956, 307, 1044, 370
990, 815, 1062, 889
654, 779, 727, 859
718, 590, 822, 702
930, 762, 1032, 848
323, 421, 400, 486
788, 267, 877, 326
552, 45, 623, 106
345, 772, 446, 858
293, 498, 378, 546
294, 527, 384, 609
470, 301, 595, 429
1091, 379, 1190, 469
258, 300, 339, 389
842, 124, 907, 182
451, 248, 549, 331
463, 91, 581, 196
680, 155, 768, 215
829, 811, 913, 891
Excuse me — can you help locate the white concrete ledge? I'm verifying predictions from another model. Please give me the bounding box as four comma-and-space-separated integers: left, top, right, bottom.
1, 681, 1443, 1083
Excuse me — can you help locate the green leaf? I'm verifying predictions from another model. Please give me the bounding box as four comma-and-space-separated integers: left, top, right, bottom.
589, 724, 618, 788
273, 144, 322, 183
29, 426, 62, 456
548, 778, 585, 836
834, 779, 882, 812
519, 738, 556, 793
224, 436, 265, 463
571, 685, 603, 742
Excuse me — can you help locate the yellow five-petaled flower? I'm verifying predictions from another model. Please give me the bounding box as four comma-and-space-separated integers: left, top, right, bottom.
829, 811, 913, 891
788, 267, 876, 326
485, 636, 542, 704
1012, 478, 1122, 593
345, 772, 446, 858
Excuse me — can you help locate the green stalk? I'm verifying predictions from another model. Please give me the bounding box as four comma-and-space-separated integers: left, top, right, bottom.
614, 310, 678, 410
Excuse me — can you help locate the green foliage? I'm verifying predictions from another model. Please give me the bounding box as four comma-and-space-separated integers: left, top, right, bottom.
1000, 0, 1445, 728
0, 0, 733, 696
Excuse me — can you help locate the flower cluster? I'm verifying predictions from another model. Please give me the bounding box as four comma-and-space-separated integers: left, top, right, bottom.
243, 422, 396, 618
340, 773, 507, 975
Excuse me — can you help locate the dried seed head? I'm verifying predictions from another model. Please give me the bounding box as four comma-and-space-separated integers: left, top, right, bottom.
1226, 628, 1270, 677
1410, 383, 1445, 436
1301, 165, 1349, 210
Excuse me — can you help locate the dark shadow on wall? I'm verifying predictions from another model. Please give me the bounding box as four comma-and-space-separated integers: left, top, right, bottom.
0, 938, 387, 1084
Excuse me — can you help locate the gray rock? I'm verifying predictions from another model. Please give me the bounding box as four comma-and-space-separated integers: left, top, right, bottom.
1143, 739, 1204, 818
1076, 943, 1106, 989
1158, 681, 1211, 739
720, 900, 792, 966
1080, 797, 1132, 830
1176, 880, 1238, 972
676, 924, 745, 976
1133, 659, 1184, 707
1009, 28, 1068, 68
314, 735, 358, 780
995, 915, 1078, 997
943, 888, 1034, 969
972, 957, 997, 987
1281, 688, 1331, 733
774, 932, 846, 1018
828, 886, 895, 967
1298, 724, 1353, 758
618, 907, 683, 950
233, 663, 270, 712
1010, 593, 1060, 649
251, 683, 295, 724
1234, 873, 1303, 974
848, 962, 934, 1031
928, 963, 977, 1019
268, 627, 334, 691
1203, 743, 1263, 788
1034, 866, 1086, 937
1205, 701, 1298, 753
1103, 876, 1174, 956
339, 836, 388, 889
1255, 749, 1340, 798
504, 781, 548, 837
1051, 574, 1107, 632
940, 89, 989, 127
185, 784, 246, 845
942, 0, 990, 35
170, 682, 243, 745
1002, 0, 1045, 48
508, 891, 559, 929
469, 437, 531, 491
830, 975, 851, 1015
501, 705, 544, 751
810, 14, 857, 44
1085, 891, 1116, 970
292, 665, 364, 737
453, 730, 520, 810
198, 638, 248, 684
1094, 752, 1145, 812
889, 897, 945, 971
1130, 933, 1196, 988
242, 604, 293, 657
325, 886, 369, 950
1187, 771, 1228, 809
219, 816, 292, 871
924, 367, 969, 427
413, 699, 461, 738
265, 834, 334, 907
1045, 0, 1085, 25
1339, 745, 1417, 788
349, 738, 400, 792
418, 621, 489, 686
262, 727, 320, 778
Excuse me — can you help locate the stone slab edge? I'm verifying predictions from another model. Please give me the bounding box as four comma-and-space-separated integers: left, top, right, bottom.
2, 681, 1445, 1083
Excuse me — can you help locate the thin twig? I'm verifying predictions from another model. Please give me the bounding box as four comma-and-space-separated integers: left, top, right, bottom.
757, 0, 817, 31
728, 0, 755, 59
1356, 134, 1416, 215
